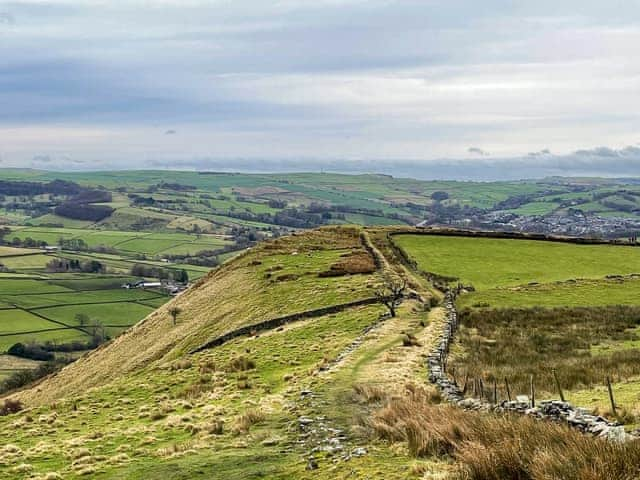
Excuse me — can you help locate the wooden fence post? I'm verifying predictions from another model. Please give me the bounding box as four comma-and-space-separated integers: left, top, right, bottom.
493, 379, 498, 404
530, 375, 535, 408
552, 369, 565, 402
606, 376, 617, 417
504, 377, 512, 402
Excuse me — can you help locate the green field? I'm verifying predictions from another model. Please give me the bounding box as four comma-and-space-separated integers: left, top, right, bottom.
38, 302, 155, 328
395, 234, 640, 290
398, 233, 640, 414
0, 309, 88, 351
0, 275, 170, 354
0, 253, 52, 270
458, 276, 640, 309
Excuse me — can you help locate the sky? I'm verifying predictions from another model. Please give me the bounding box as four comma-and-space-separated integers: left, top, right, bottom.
0, 0, 640, 179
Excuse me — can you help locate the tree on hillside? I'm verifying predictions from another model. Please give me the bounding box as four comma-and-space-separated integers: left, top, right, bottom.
375, 275, 407, 317
87, 319, 107, 345
169, 306, 182, 326
173, 269, 189, 284
75, 313, 90, 328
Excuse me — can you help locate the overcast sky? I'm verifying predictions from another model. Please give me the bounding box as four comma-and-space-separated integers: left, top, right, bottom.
1, 0, 639, 178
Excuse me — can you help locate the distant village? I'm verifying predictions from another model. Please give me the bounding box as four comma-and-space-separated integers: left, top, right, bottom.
419, 211, 640, 240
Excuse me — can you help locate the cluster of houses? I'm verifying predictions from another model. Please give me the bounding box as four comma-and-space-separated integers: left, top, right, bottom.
420, 212, 640, 240
121, 279, 187, 295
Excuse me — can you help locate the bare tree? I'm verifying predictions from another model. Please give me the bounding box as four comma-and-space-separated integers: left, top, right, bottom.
375, 275, 406, 317
169, 306, 182, 325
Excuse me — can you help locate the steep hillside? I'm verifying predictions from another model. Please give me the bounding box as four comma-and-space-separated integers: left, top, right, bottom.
15, 227, 380, 406
0, 226, 448, 479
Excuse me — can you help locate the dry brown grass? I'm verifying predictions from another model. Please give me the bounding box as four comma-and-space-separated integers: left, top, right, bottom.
232, 408, 265, 435
402, 333, 421, 347
453, 306, 640, 396
226, 356, 256, 373
368, 387, 640, 480
352, 384, 389, 404
319, 250, 376, 277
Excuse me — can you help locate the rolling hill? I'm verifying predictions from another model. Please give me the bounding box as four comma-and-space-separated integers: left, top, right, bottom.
0, 226, 639, 480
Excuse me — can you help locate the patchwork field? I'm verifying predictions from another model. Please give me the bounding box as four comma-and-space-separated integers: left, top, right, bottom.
8, 227, 231, 257
0, 277, 169, 353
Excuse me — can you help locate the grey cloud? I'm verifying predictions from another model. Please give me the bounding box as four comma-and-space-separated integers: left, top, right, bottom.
528, 149, 551, 157
165, 130, 176, 135
572, 146, 640, 158
468, 147, 489, 156
32, 155, 53, 163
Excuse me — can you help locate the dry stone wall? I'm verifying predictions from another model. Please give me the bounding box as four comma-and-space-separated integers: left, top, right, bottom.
427, 292, 635, 442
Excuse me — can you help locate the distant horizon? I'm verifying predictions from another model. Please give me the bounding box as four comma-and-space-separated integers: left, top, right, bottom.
2, 162, 640, 184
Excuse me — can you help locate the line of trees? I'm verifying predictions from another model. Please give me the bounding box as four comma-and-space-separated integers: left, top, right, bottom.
46, 258, 105, 273
130, 264, 189, 283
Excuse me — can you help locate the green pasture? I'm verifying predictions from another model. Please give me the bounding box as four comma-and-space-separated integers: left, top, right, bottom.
8, 226, 231, 257
37, 302, 155, 329
2, 289, 165, 310
458, 277, 640, 310
0, 278, 72, 295
28, 213, 95, 228
342, 213, 406, 226
48, 276, 140, 290
0, 309, 90, 351
507, 201, 560, 216
0, 253, 52, 269
396, 234, 640, 290
0, 309, 62, 335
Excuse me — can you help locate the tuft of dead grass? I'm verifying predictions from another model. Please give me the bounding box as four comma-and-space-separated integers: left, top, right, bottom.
368, 386, 640, 480
318, 250, 376, 277
226, 356, 256, 373
232, 408, 265, 435
352, 384, 389, 404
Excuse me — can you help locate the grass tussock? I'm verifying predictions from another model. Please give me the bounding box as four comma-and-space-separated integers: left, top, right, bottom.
402, 333, 421, 347
226, 355, 256, 373
0, 399, 23, 416
369, 389, 640, 480
353, 384, 389, 404
232, 408, 265, 435
453, 306, 640, 396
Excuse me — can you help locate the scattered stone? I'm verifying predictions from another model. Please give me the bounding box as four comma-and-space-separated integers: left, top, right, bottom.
352, 447, 367, 457
298, 416, 314, 426
306, 457, 318, 470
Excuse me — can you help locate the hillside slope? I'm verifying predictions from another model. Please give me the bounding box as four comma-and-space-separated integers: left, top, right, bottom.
0, 226, 447, 479
15, 227, 380, 406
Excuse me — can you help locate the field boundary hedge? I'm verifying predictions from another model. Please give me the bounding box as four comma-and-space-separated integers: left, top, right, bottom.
389, 226, 638, 247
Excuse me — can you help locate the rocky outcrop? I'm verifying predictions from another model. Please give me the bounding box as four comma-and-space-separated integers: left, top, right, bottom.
427, 292, 636, 442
